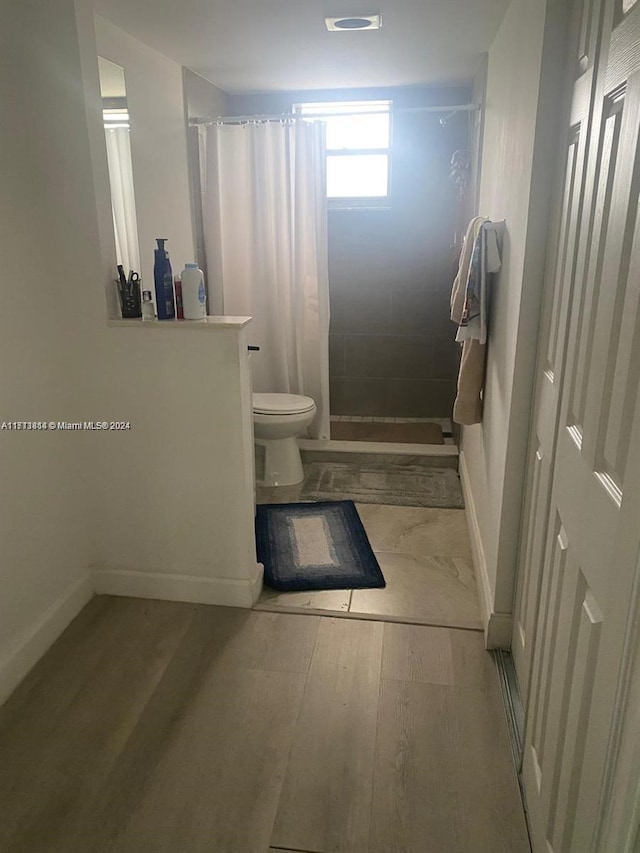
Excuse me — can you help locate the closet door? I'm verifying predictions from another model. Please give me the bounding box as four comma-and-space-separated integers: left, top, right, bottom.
512, 0, 604, 708
521, 0, 640, 849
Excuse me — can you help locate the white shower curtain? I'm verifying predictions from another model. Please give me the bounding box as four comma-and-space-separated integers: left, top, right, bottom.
104, 126, 140, 275
198, 120, 330, 440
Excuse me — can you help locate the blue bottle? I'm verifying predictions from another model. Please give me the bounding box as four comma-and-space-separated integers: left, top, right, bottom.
153, 238, 175, 320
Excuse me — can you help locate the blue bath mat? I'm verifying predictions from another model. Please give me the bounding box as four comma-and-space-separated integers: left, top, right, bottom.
256, 500, 386, 592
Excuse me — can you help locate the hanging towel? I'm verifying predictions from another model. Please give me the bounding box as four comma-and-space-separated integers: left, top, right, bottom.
451, 216, 486, 326
451, 218, 502, 425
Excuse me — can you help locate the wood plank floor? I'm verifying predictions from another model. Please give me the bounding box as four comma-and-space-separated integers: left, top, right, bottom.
0, 597, 530, 853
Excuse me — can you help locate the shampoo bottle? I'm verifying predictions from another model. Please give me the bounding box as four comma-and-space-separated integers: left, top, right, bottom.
181, 263, 207, 320
153, 238, 175, 320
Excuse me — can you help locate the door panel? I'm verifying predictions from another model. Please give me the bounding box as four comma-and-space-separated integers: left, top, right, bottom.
521, 1, 640, 849
512, 0, 600, 706
527, 517, 604, 852
566, 97, 624, 436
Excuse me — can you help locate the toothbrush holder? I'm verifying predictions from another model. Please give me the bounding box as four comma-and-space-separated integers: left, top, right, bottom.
116, 278, 142, 319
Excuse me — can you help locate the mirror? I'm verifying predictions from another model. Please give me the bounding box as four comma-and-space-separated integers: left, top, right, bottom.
98, 57, 141, 277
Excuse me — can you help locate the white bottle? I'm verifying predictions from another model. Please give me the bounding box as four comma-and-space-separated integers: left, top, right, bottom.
180, 263, 207, 320
141, 290, 155, 321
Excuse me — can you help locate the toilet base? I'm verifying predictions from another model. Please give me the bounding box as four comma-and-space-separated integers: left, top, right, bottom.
255, 436, 304, 487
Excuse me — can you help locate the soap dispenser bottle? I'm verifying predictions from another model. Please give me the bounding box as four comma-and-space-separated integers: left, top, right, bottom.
153, 238, 175, 320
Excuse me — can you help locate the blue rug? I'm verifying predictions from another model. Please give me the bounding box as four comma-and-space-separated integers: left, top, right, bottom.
256, 500, 386, 592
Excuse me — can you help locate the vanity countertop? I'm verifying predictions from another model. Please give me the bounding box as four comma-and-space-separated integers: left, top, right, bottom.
108, 315, 252, 329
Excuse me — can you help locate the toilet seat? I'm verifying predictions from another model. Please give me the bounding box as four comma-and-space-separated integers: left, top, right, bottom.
253, 392, 316, 416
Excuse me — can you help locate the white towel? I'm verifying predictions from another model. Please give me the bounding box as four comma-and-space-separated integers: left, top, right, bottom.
450, 218, 503, 425
454, 222, 501, 345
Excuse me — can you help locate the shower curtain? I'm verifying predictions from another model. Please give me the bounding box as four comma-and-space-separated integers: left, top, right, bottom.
104, 126, 140, 275
197, 120, 330, 440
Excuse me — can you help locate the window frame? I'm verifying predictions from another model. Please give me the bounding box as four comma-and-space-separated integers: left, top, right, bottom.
293, 100, 393, 209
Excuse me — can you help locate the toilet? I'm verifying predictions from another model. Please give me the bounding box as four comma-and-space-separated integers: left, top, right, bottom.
253, 392, 317, 486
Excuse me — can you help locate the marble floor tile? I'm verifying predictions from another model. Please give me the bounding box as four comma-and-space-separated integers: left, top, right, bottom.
350, 552, 482, 630
255, 467, 479, 631
256, 585, 351, 613
355, 504, 473, 561
268, 483, 305, 503
256, 483, 308, 505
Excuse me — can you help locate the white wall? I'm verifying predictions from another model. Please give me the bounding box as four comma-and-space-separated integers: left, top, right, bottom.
461, 0, 567, 645
0, 2, 259, 705
88, 17, 259, 608
0, 0, 108, 704
94, 16, 195, 296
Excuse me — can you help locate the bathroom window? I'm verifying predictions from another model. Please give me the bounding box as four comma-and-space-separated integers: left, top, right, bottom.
294, 100, 391, 205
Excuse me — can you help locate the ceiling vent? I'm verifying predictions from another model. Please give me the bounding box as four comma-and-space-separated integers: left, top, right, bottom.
325, 14, 382, 31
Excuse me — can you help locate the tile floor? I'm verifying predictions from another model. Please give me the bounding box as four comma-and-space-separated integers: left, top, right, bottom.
256, 485, 482, 631
300, 460, 464, 508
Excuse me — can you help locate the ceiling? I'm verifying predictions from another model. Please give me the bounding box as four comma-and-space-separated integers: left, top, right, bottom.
93, 0, 509, 94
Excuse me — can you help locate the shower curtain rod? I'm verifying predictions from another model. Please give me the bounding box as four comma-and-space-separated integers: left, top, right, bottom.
190, 103, 480, 126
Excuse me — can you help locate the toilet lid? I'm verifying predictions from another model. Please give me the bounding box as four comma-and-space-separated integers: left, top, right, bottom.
253, 392, 316, 415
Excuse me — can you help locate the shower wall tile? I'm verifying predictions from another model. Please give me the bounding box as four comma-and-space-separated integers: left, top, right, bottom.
330, 378, 389, 417
324, 101, 464, 419
431, 334, 462, 381
330, 377, 457, 418
329, 290, 392, 335
329, 288, 460, 417
345, 336, 433, 381
388, 289, 451, 337
329, 335, 346, 377
387, 379, 457, 418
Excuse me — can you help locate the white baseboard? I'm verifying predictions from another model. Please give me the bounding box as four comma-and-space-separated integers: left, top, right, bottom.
459, 451, 513, 650
94, 564, 264, 609
0, 572, 93, 708
0, 563, 265, 709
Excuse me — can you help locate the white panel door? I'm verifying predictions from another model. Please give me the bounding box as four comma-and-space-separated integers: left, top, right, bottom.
522, 1, 640, 850
511, 0, 602, 706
